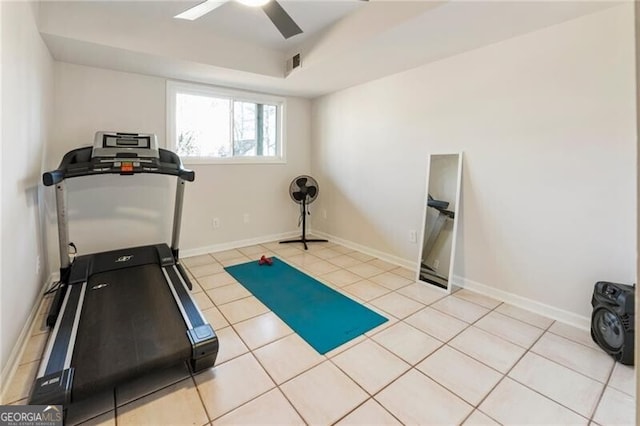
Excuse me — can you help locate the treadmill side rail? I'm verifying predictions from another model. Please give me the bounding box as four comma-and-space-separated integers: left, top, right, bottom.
163, 265, 219, 372
188, 325, 219, 372
31, 282, 86, 405
30, 369, 74, 405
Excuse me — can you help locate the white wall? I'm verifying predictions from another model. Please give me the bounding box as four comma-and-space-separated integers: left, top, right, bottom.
0, 1, 53, 378
47, 62, 311, 268
311, 4, 636, 320
630, 3, 639, 416
634, 1, 640, 386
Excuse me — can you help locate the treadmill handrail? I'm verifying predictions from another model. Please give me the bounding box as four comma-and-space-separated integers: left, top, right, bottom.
43, 146, 194, 186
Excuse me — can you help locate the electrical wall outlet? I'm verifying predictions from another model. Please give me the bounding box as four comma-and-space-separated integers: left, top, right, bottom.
409, 230, 417, 243
433, 259, 440, 270
212, 218, 220, 229
322, 209, 327, 219
243, 213, 250, 224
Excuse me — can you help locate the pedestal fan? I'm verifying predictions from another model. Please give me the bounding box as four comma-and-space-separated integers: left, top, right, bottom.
280, 175, 327, 250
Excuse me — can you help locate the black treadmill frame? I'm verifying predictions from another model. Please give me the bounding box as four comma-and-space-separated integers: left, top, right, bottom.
30, 137, 218, 405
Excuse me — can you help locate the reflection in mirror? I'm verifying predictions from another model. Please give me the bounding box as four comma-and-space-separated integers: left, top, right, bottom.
417, 153, 463, 292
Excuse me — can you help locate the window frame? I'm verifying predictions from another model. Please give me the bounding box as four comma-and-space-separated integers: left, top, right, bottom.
166, 80, 287, 164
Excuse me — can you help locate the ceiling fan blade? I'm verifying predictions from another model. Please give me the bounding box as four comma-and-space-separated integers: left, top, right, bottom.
261, 1, 302, 39
175, 0, 227, 20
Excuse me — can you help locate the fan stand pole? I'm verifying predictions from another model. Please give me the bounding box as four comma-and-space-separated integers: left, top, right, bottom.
279, 198, 328, 250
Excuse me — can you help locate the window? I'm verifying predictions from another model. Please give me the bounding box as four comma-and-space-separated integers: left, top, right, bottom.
167, 81, 285, 163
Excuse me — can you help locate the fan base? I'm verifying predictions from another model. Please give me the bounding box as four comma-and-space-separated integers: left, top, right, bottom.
279, 238, 328, 251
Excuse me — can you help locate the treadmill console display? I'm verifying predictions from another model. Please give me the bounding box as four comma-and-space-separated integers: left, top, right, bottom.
107, 136, 149, 148
42, 131, 195, 186
89, 131, 162, 176
92, 131, 160, 160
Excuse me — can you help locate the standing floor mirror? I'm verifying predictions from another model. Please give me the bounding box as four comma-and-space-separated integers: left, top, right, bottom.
417, 153, 463, 292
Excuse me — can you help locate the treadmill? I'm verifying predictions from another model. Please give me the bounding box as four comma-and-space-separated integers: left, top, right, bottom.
419, 195, 455, 289
30, 132, 218, 406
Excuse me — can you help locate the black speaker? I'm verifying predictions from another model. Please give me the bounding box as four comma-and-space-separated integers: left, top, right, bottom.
590, 281, 635, 365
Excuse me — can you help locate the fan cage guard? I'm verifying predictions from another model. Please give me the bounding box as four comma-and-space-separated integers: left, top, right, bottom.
280, 175, 327, 250
289, 175, 320, 205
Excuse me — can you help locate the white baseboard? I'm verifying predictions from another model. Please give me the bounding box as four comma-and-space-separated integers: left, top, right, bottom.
0, 234, 591, 403
0, 272, 58, 404
310, 230, 590, 330
0, 232, 295, 402
310, 229, 417, 270
180, 231, 300, 259
453, 275, 591, 330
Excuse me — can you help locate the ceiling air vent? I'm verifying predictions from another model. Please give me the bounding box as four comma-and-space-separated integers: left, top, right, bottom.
286, 53, 301, 76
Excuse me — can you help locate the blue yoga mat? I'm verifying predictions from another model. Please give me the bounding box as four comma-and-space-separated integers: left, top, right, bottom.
225, 258, 388, 354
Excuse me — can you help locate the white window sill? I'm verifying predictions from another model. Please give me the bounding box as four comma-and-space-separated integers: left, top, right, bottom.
181, 156, 287, 165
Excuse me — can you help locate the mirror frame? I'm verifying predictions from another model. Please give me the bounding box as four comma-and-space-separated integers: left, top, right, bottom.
416, 152, 463, 293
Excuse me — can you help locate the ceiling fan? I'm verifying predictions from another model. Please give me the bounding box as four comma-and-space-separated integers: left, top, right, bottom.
175, 0, 368, 40
175, 0, 304, 39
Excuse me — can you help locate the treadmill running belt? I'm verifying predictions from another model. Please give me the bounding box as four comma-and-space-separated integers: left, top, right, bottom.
71, 264, 191, 400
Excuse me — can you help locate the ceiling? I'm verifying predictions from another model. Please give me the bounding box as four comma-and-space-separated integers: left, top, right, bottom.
38, 0, 621, 98
47, 0, 366, 52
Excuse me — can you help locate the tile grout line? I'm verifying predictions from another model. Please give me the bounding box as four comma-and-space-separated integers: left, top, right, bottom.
399, 291, 572, 423
273, 386, 309, 426
230, 268, 410, 425
113, 388, 118, 426
248, 347, 313, 425
191, 371, 216, 424
325, 337, 405, 425
321, 286, 503, 424
198, 246, 352, 422
505, 357, 603, 423
330, 397, 403, 426
414, 290, 615, 388
204, 278, 324, 425
184, 245, 633, 425
589, 356, 617, 423
407, 297, 508, 425
9, 241, 624, 425
323, 277, 501, 420
455, 318, 556, 425
464, 318, 606, 425
450, 298, 617, 392
527, 345, 614, 387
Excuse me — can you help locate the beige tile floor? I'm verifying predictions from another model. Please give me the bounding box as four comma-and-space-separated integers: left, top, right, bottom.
3, 240, 636, 425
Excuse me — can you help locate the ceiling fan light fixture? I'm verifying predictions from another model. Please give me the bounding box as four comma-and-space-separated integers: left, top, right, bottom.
236, 0, 270, 7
